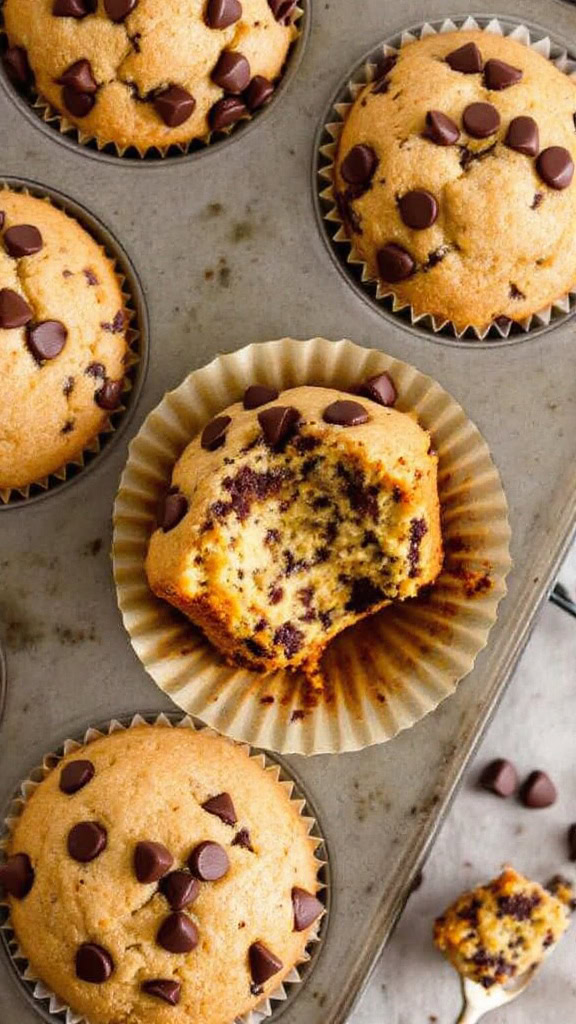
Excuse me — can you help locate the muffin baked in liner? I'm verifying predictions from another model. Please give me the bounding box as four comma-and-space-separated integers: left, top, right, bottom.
0, 712, 328, 1024
0, 179, 146, 507
112, 336, 511, 755
315, 15, 576, 344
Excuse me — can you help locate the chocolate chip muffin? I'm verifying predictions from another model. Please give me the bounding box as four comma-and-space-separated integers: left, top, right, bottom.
334, 30, 576, 332
0, 725, 323, 1024
434, 866, 570, 989
0, 189, 128, 494
146, 379, 442, 679
2, 0, 298, 152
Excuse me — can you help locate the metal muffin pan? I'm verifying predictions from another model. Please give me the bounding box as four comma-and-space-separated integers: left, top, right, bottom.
1, 0, 576, 1022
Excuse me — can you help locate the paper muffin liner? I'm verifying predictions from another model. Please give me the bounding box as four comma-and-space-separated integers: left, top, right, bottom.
315, 15, 576, 344
112, 336, 512, 756
0, 6, 305, 162
0, 177, 148, 508
0, 711, 328, 1024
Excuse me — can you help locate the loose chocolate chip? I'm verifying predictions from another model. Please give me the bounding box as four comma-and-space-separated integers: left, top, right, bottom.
104, 0, 137, 21
142, 979, 181, 1005
134, 841, 174, 883
75, 943, 114, 983
243, 384, 279, 409
60, 759, 95, 794
0, 853, 34, 898
377, 243, 415, 283
4, 225, 43, 258
232, 827, 253, 851
359, 371, 396, 407
62, 87, 95, 117
505, 116, 539, 157
0, 288, 33, 329
212, 51, 251, 94
249, 941, 283, 985
210, 96, 247, 130
68, 821, 107, 862
568, 824, 576, 861
323, 399, 369, 426
519, 770, 557, 808
205, 0, 242, 28
53, 0, 94, 16
2, 47, 32, 87
341, 144, 378, 186
292, 887, 323, 931
463, 102, 500, 139
267, 0, 296, 23
445, 42, 483, 74
157, 911, 199, 953
58, 58, 97, 93
537, 147, 574, 190
159, 870, 200, 910
202, 792, 237, 826
154, 85, 196, 127
189, 840, 230, 881
161, 491, 188, 532
95, 379, 123, 410
479, 758, 517, 798
484, 58, 522, 91
398, 189, 438, 230
424, 110, 460, 146
27, 321, 67, 362
201, 414, 231, 451
258, 405, 300, 447
245, 75, 274, 111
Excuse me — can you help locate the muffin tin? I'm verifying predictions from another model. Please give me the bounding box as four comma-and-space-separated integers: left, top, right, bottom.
1, 0, 576, 1022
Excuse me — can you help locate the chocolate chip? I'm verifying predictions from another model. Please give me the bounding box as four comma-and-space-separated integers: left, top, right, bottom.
398, 189, 438, 230
62, 87, 95, 117
479, 758, 517, 798
568, 824, 576, 861
532, 192, 544, 210
53, 0, 94, 16
0, 288, 33, 329
267, 0, 296, 24
537, 147, 574, 190
76, 943, 114, 983
157, 911, 199, 953
161, 491, 188, 532
159, 870, 200, 910
359, 371, 396, 407
58, 58, 97, 93
84, 268, 98, 285
323, 399, 369, 426
27, 321, 67, 362
232, 827, 253, 851
202, 792, 237, 826
104, 0, 137, 21
0, 213, 4, 230
249, 941, 283, 985
134, 841, 174, 883
243, 384, 279, 409
142, 979, 181, 1005
0, 853, 34, 898
201, 414, 231, 451
245, 75, 274, 111
424, 110, 460, 146
205, 0, 242, 28
60, 759, 95, 794
210, 96, 247, 130
257, 405, 300, 447
154, 85, 196, 127
505, 116, 539, 157
2, 46, 32, 87
212, 51, 251, 94
67, 821, 107, 862
189, 840, 230, 881
95, 379, 123, 410
445, 42, 483, 74
519, 770, 557, 808
371, 54, 397, 94
377, 243, 415, 282
463, 102, 500, 139
292, 887, 323, 931
484, 58, 522, 91
4, 224, 43, 258
341, 144, 378, 186
85, 361, 106, 378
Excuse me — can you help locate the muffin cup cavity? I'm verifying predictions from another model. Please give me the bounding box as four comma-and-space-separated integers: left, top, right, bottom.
314, 15, 576, 346
0, 178, 148, 508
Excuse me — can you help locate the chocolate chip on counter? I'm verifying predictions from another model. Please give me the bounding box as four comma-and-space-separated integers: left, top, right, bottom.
463, 102, 500, 139
0, 853, 34, 898
209, 96, 247, 130
212, 51, 251, 94
323, 400, 369, 427
154, 85, 196, 127
67, 821, 107, 862
159, 870, 200, 910
244, 75, 274, 111
53, 0, 95, 16
62, 87, 95, 117
537, 147, 574, 190
4, 225, 43, 258
340, 144, 378, 186
76, 943, 114, 983
292, 887, 323, 931
371, 54, 398, 94
484, 58, 522, 91
232, 827, 254, 851
249, 941, 283, 985
58, 58, 97, 93
377, 243, 415, 282
424, 110, 460, 146
104, 0, 137, 21
157, 911, 199, 953
142, 979, 181, 1005
0, 288, 33, 329
95, 378, 123, 410
505, 116, 539, 157
2, 46, 32, 87
445, 42, 483, 74
243, 384, 279, 409
258, 405, 300, 447
202, 792, 238, 826
189, 840, 230, 881
479, 758, 517, 798
568, 824, 576, 861
267, 0, 296, 24
201, 414, 232, 451
359, 371, 396, 407
60, 759, 95, 794
27, 321, 68, 362
205, 0, 242, 29
519, 770, 557, 808
134, 841, 174, 883
161, 491, 188, 532
398, 189, 438, 230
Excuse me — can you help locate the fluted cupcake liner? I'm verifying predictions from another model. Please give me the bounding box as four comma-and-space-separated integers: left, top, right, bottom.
0, 711, 328, 1024
0, 178, 147, 508
112, 336, 512, 755
315, 15, 576, 345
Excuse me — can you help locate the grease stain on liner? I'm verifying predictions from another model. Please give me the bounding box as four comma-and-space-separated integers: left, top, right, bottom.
315, 14, 576, 345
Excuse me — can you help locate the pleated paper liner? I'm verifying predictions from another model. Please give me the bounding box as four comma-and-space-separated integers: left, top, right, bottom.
0, 177, 148, 508
113, 336, 511, 756
0, 712, 329, 1024
314, 15, 576, 346
0, 6, 305, 163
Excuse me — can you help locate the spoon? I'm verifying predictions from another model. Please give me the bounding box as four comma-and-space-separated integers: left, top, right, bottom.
456, 963, 541, 1023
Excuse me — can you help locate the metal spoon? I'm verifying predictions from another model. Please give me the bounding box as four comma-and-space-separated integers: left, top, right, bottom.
456, 962, 543, 1023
